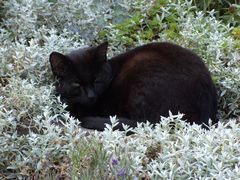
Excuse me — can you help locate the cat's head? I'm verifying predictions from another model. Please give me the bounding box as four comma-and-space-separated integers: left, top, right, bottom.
49, 42, 112, 111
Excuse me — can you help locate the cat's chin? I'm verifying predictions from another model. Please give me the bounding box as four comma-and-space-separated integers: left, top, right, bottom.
61, 96, 97, 108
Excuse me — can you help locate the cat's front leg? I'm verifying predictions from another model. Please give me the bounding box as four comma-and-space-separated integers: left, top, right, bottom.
80, 116, 138, 132
80, 116, 111, 131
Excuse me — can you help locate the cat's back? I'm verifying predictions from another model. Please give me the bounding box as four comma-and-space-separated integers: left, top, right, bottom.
118, 42, 202, 63
112, 42, 209, 85
133, 42, 205, 67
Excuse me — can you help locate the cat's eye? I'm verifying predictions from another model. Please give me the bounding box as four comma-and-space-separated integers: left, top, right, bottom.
71, 82, 81, 87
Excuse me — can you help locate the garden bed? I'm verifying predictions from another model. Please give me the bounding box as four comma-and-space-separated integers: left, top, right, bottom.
0, 0, 239, 179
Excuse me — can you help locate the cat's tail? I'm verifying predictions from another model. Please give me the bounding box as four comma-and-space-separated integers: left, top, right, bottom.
80, 116, 138, 132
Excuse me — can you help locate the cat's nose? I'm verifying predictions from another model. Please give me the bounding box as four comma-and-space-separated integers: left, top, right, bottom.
85, 87, 96, 100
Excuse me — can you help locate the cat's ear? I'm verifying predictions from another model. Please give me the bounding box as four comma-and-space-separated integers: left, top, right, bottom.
49, 52, 70, 77
95, 41, 108, 63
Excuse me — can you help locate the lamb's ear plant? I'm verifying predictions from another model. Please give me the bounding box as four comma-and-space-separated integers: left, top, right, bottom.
0, 0, 240, 179
69, 136, 109, 179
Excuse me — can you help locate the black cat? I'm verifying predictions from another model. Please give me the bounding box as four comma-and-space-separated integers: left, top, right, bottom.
50, 42, 217, 131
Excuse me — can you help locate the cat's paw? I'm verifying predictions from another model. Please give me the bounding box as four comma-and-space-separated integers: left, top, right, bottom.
80, 116, 106, 131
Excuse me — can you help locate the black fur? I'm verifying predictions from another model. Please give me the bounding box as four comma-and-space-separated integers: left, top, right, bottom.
50, 42, 218, 131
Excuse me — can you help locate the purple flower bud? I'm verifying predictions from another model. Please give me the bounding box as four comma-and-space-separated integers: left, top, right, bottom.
110, 155, 119, 166
117, 168, 126, 177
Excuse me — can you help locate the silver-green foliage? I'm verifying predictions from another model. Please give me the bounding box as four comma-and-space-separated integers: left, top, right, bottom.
0, 0, 239, 179
101, 115, 240, 179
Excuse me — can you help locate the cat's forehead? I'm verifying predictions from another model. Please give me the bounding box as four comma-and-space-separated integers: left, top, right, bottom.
65, 47, 96, 77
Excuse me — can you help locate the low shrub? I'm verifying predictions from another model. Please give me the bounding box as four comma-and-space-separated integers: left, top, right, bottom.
0, 0, 239, 179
